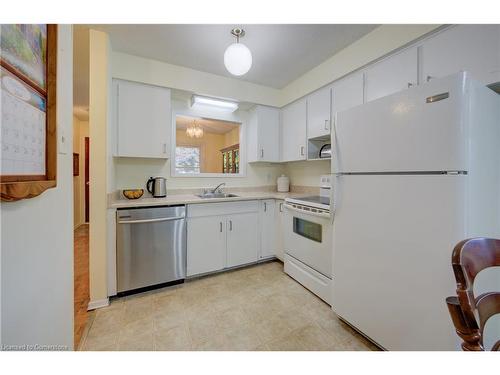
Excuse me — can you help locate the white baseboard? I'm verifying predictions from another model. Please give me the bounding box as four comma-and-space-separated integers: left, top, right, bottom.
87, 298, 109, 311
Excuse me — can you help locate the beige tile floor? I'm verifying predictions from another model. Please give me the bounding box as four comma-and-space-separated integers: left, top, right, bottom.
79, 260, 379, 351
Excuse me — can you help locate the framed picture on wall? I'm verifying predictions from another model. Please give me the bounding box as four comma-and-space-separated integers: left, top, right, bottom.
0, 24, 57, 201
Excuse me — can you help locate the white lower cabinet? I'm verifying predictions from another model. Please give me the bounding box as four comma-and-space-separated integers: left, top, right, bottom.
260, 200, 277, 259
226, 212, 259, 267
275, 200, 285, 262
186, 215, 226, 276
187, 201, 259, 277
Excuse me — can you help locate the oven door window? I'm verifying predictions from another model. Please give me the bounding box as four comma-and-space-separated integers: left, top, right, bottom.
293, 217, 322, 243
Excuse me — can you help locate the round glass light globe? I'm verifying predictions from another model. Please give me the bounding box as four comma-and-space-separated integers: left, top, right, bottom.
224, 43, 252, 76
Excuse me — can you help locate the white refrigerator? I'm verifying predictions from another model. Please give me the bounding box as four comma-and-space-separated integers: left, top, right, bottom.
331, 72, 500, 350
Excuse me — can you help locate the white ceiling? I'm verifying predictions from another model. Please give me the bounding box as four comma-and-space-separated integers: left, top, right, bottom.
89, 24, 377, 89
73, 24, 378, 119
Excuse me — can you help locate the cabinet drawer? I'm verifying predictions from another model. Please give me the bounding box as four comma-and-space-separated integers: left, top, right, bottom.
187, 200, 259, 218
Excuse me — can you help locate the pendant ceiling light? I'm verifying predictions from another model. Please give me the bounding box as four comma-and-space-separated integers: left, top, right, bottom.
186, 120, 204, 138
224, 28, 252, 76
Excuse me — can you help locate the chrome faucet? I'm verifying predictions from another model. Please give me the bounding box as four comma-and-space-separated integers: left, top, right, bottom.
212, 183, 226, 193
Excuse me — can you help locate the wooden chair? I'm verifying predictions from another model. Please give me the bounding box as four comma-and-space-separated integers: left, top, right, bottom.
446, 238, 500, 351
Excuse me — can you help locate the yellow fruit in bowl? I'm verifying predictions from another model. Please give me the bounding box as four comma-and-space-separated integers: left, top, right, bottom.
122, 189, 144, 199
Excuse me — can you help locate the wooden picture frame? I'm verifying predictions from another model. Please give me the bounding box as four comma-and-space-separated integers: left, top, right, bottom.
1, 24, 57, 201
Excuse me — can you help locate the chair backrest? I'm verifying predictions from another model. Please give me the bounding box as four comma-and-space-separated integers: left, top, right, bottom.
446, 238, 500, 351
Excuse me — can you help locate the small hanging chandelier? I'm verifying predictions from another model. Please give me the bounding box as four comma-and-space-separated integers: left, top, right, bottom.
186, 119, 204, 138
224, 28, 252, 76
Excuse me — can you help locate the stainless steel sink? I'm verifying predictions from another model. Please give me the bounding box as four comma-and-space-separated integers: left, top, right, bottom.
196, 192, 239, 199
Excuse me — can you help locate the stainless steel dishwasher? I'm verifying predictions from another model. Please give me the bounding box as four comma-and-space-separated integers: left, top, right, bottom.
116, 205, 186, 295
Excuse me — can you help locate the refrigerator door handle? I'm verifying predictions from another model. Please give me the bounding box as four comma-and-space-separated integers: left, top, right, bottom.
331, 113, 340, 174
331, 174, 340, 224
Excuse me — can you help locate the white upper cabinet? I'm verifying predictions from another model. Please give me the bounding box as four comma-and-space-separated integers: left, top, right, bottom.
364, 47, 418, 103
421, 25, 500, 86
331, 72, 365, 115
307, 86, 331, 139
114, 79, 171, 158
281, 98, 307, 162
247, 105, 280, 162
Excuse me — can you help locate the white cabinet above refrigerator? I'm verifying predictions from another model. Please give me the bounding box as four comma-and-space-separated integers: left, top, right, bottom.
364, 47, 418, 103
331, 72, 365, 115
421, 25, 500, 86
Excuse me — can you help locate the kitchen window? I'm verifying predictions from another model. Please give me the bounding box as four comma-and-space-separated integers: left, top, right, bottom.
175, 146, 201, 174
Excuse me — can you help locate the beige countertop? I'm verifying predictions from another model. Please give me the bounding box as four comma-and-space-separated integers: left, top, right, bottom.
109, 189, 312, 209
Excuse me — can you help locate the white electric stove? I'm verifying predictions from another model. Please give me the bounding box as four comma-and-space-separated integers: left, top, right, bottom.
283, 175, 333, 304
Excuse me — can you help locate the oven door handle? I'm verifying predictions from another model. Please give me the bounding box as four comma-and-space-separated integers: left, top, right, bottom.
283, 203, 331, 219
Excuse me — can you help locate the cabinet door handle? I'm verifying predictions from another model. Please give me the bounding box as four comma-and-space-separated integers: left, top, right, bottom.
220, 222, 223, 232
264, 202, 267, 212
324, 119, 329, 130
407, 82, 414, 88
426, 75, 433, 82
279, 202, 283, 212
300, 146, 305, 156
261, 148, 264, 158
162, 143, 167, 154
229, 220, 233, 231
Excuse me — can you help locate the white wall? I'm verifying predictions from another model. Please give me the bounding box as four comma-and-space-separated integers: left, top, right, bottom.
112, 51, 282, 107
284, 160, 331, 187
1, 25, 74, 350
73, 116, 81, 227
115, 158, 285, 191
73, 117, 89, 228
89, 30, 111, 306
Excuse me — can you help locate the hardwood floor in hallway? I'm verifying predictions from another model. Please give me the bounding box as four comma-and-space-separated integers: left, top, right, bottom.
74, 224, 89, 349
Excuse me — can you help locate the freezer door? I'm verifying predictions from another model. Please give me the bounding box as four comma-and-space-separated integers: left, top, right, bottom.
333, 73, 469, 174
331, 174, 466, 350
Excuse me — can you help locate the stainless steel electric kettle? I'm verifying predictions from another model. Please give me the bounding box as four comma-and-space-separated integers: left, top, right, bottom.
146, 176, 167, 198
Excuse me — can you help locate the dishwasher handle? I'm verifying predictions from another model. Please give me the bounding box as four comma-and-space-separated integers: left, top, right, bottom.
118, 216, 185, 224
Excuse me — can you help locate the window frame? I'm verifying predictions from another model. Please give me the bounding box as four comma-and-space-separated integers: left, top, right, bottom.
170, 107, 246, 178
